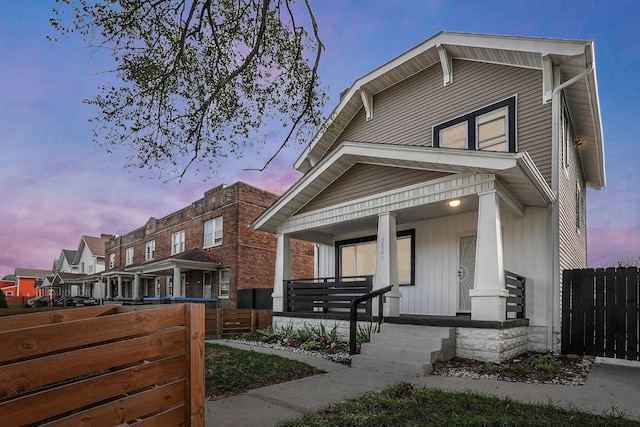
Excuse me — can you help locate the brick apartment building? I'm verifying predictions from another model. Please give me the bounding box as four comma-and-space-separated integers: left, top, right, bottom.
102, 182, 313, 308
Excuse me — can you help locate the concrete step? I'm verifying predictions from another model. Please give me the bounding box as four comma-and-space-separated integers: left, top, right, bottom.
351, 324, 456, 377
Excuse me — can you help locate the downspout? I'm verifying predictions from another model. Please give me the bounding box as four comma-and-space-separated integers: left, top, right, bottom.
549, 55, 594, 350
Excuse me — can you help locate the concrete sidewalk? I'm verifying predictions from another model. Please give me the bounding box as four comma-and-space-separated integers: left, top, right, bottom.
205, 341, 640, 426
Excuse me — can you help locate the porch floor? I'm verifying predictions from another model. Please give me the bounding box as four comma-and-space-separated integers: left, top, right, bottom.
273, 312, 528, 329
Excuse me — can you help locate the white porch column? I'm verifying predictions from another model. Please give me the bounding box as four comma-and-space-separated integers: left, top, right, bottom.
106, 278, 112, 299
133, 273, 141, 300
116, 276, 123, 299
272, 232, 291, 312
173, 267, 182, 298
375, 212, 401, 317
469, 189, 508, 321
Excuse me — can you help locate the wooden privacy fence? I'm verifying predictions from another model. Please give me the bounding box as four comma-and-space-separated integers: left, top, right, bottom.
562, 267, 639, 361
0, 304, 205, 426
205, 308, 272, 338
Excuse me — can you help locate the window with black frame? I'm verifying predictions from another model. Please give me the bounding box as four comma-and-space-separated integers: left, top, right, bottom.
335, 229, 415, 285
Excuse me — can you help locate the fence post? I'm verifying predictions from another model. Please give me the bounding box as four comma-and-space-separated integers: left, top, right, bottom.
184, 303, 205, 426
216, 308, 222, 339
251, 310, 257, 333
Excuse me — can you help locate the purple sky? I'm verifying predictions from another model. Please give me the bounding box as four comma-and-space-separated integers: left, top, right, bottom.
1, 1, 639, 276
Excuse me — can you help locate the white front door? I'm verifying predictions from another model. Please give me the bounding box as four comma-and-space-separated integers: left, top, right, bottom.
458, 235, 477, 312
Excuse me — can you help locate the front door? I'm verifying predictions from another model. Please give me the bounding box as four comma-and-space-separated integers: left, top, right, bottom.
458, 235, 477, 312
203, 272, 212, 299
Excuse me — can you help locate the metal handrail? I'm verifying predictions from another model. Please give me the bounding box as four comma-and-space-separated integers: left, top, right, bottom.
349, 285, 393, 355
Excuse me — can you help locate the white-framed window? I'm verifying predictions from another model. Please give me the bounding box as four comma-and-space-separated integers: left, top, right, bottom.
204, 217, 223, 248
171, 231, 185, 255
6, 291, 13, 296
109, 253, 115, 269
219, 269, 230, 297
145, 240, 156, 261
336, 230, 415, 285
125, 247, 134, 265
576, 183, 585, 233
89, 258, 95, 273
434, 96, 516, 153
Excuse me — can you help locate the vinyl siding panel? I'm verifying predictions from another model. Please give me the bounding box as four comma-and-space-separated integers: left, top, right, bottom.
334, 59, 553, 184
298, 164, 450, 214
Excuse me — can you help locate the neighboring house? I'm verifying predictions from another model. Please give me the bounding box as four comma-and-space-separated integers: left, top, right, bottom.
40, 235, 111, 299
252, 31, 605, 363
101, 182, 313, 308
13, 268, 51, 298
0, 274, 17, 296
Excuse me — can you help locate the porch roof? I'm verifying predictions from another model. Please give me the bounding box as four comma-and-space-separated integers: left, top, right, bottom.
122, 248, 221, 275
252, 141, 554, 235
294, 31, 605, 190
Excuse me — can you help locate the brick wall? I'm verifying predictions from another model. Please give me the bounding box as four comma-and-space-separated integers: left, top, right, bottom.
104, 182, 314, 308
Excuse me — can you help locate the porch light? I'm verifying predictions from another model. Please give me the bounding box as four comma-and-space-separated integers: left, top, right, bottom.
448, 199, 461, 207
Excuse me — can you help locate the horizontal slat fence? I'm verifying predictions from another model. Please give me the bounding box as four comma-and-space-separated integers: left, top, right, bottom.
562, 267, 639, 361
0, 304, 205, 426
284, 276, 373, 314
505, 271, 526, 319
205, 308, 272, 338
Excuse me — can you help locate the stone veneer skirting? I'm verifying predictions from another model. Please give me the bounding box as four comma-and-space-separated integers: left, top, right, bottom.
274, 315, 547, 363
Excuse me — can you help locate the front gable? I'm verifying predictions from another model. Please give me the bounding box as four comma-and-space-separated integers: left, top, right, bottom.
298, 163, 450, 215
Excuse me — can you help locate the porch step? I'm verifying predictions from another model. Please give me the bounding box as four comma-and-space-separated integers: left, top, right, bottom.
351, 323, 456, 377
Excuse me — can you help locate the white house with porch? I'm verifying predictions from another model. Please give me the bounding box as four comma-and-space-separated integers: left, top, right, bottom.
251, 31, 605, 370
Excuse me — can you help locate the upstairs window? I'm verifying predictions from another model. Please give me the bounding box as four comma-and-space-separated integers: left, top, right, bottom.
434, 96, 516, 153
204, 217, 223, 248
145, 240, 156, 261
171, 231, 185, 255
125, 247, 134, 265
109, 253, 115, 269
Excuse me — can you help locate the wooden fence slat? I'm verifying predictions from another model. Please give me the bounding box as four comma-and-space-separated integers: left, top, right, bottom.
615, 268, 628, 359
0, 305, 185, 363
561, 269, 572, 354
594, 268, 606, 356
131, 405, 185, 427
0, 354, 184, 426
0, 305, 118, 332
185, 304, 205, 427
41, 380, 184, 427
628, 267, 638, 360
0, 328, 184, 398
605, 267, 617, 358
582, 268, 595, 355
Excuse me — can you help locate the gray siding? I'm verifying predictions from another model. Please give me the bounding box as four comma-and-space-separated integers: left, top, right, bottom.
334, 59, 553, 184
298, 163, 450, 214
559, 107, 587, 272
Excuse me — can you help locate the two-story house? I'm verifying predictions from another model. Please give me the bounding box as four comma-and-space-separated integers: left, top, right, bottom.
102, 182, 314, 308
252, 32, 605, 368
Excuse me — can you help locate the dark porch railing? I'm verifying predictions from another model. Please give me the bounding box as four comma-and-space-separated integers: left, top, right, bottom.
505, 270, 526, 319
349, 285, 393, 355
284, 276, 373, 314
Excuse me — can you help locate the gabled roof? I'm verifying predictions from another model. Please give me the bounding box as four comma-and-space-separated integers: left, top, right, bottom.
253, 141, 554, 234
296, 31, 605, 190
14, 268, 51, 279
72, 235, 108, 265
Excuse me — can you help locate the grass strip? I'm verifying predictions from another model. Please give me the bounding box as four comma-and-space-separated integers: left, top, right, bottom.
205, 343, 323, 400
281, 382, 639, 426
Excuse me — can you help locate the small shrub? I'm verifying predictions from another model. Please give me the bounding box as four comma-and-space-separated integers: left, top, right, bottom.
356, 322, 380, 344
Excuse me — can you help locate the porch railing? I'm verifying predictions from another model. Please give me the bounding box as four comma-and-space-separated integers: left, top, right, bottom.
349, 285, 393, 355
505, 270, 526, 319
284, 276, 373, 314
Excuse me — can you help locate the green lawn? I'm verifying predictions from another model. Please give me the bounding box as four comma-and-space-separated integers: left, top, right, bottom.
204, 343, 323, 400
280, 382, 639, 426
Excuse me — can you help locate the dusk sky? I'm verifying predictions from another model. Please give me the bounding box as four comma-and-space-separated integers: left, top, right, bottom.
1, 1, 639, 276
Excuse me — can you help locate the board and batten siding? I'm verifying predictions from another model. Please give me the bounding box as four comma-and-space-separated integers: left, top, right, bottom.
315, 207, 550, 319
333, 59, 553, 184
298, 164, 450, 214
